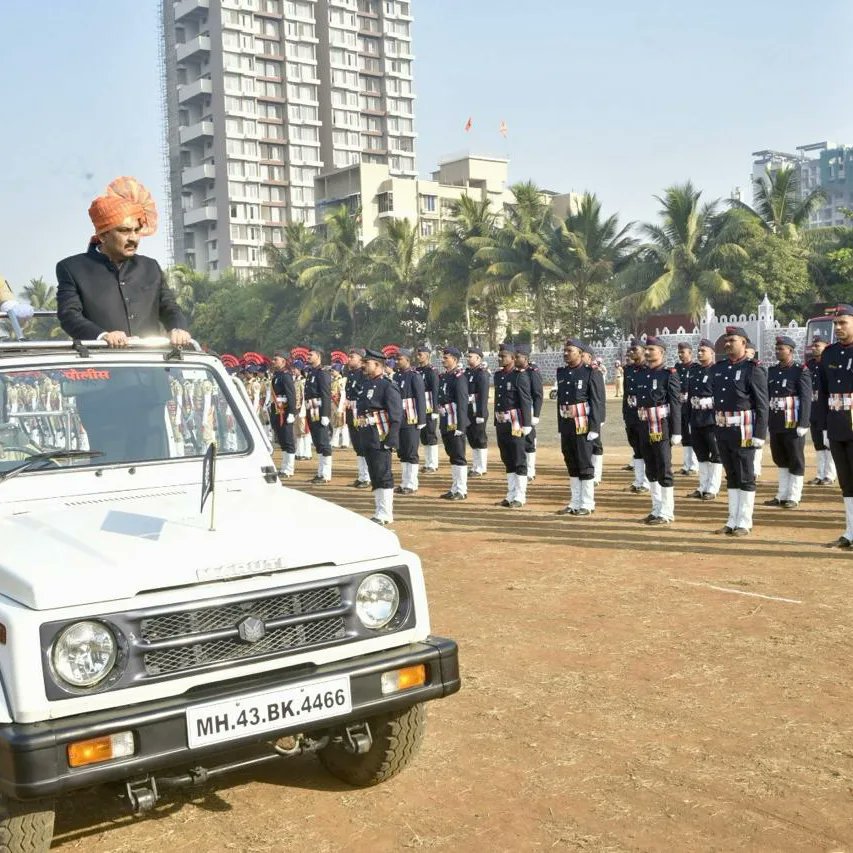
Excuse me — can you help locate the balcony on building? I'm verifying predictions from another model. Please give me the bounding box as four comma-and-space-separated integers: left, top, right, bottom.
177, 77, 212, 104
181, 163, 216, 187
173, 0, 209, 23
176, 34, 211, 64
179, 120, 214, 145
183, 205, 218, 226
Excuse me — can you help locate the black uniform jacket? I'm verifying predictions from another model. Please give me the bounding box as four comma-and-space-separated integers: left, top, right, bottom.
493, 367, 533, 427
676, 361, 698, 416
415, 362, 439, 414
710, 356, 769, 440
688, 363, 716, 428
57, 243, 186, 339
635, 364, 681, 436
527, 364, 544, 419
303, 365, 332, 419
556, 362, 605, 436
394, 368, 427, 427
270, 370, 297, 417
438, 368, 470, 434
814, 340, 853, 441
767, 361, 811, 434
356, 375, 402, 450
465, 364, 490, 421
806, 357, 821, 425
622, 362, 645, 426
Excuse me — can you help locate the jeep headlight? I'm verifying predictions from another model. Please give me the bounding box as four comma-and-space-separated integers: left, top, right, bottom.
356, 574, 400, 629
51, 621, 117, 688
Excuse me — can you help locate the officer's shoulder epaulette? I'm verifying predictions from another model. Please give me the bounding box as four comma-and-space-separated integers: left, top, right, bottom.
529, 363, 540, 371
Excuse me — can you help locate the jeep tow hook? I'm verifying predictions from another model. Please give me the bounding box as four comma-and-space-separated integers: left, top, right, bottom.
123, 735, 332, 814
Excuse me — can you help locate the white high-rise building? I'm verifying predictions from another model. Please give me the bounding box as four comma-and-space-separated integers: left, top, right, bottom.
162, 0, 416, 276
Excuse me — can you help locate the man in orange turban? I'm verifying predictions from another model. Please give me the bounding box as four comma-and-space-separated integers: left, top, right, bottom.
56, 176, 190, 347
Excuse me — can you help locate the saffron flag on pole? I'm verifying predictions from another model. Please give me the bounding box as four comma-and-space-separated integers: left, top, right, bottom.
499, 120, 508, 138
464, 116, 473, 132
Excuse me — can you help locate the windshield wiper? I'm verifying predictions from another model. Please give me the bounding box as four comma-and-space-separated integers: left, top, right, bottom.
0, 450, 104, 483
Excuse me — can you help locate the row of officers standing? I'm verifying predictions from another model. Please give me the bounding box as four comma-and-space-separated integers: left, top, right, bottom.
264, 304, 853, 547
619, 305, 853, 546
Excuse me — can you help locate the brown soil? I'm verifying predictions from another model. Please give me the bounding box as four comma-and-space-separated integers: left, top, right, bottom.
52, 427, 853, 852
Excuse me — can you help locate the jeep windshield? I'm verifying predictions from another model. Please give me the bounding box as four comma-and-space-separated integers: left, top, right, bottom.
0, 363, 251, 472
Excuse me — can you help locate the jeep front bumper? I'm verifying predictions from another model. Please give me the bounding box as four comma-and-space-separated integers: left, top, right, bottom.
0, 636, 459, 800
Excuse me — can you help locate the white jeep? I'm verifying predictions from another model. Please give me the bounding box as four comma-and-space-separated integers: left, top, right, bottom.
0, 336, 459, 851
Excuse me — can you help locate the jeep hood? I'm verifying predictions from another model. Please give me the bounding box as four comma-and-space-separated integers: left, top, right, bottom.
0, 488, 401, 609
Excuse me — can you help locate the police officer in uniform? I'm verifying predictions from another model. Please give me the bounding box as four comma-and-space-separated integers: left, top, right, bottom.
494, 342, 533, 508
303, 346, 333, 483
415, 345, 441, 474
806, 335, 836, 486
393, 348, 426, 495
269, 350, 297, 478
711, 325, 769, 536
514, 344, 543, 480
814, 304, 853, 548
345, 347, 370, 488
581, 344, 606, 485
356, 348, 402, 525
676, 342, 700, 475
556, 339, 605, 516
438, 347, 470, 500
635, 337, 681, 524
687, 338, 722, 500
623, 341, 650, 492
465, 347, 490, 476
763, 335, 812, 509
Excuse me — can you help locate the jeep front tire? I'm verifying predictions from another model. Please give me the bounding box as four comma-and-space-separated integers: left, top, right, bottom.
319, 704, 425, 787
0, 795, 54, 853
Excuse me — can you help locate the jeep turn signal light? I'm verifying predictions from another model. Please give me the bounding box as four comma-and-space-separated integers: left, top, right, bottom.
380, 664, 427, 695
67, 732, 135, 768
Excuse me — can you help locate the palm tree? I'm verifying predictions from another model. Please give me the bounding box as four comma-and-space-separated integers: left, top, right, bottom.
364, 218, 423, 343
423, 195, 497, 347
627, 182, 746, 320
22, 277, 62, 339
294, 206, 368, 340
537, 193, 636, 337
733, 166, 826, 239
477, 181, 554, 348
165, 264, 208, 323
265, 222, 320, 287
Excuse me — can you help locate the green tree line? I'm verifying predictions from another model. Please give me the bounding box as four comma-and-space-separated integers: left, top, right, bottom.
9, 167, 853, 353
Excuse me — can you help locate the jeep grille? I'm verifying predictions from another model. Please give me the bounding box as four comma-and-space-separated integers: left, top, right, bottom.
139, 585, 347, 676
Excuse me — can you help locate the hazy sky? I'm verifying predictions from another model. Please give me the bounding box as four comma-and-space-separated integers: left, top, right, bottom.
2, 0, 851, 291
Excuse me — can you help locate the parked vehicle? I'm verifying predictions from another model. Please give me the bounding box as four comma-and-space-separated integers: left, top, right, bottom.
0, 336, 460, 851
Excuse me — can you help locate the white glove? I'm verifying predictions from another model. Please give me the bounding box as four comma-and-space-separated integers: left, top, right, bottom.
453, 430, 464, 437
586, 431, 599, 442
418, 423, 426, 430
823, 431, 829, 447
320, 416, 330, 427
431, 413, 440, 421
286, 414, 295, 424
796, 426, 808, 438
476, 417, 485, 424
532, 417, 540, 426
751, 437, 765, 449
671, 434, 682, 446
521, 426, 533, 436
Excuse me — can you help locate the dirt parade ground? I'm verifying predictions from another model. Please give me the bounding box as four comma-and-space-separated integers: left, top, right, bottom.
51, 397, 853, 852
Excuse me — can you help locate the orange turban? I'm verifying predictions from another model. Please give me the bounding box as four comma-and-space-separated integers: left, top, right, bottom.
88, 176, 158, 238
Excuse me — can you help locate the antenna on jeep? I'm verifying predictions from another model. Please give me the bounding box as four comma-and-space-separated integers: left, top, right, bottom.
200, 441, 217, 531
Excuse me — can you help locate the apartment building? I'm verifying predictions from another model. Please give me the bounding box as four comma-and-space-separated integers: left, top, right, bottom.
314, 155, 514, 245
162, 0, 416, 276
751, 141, 853, 229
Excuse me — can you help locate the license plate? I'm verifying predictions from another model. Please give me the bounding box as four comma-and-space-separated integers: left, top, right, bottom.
186, 676, 352, 749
